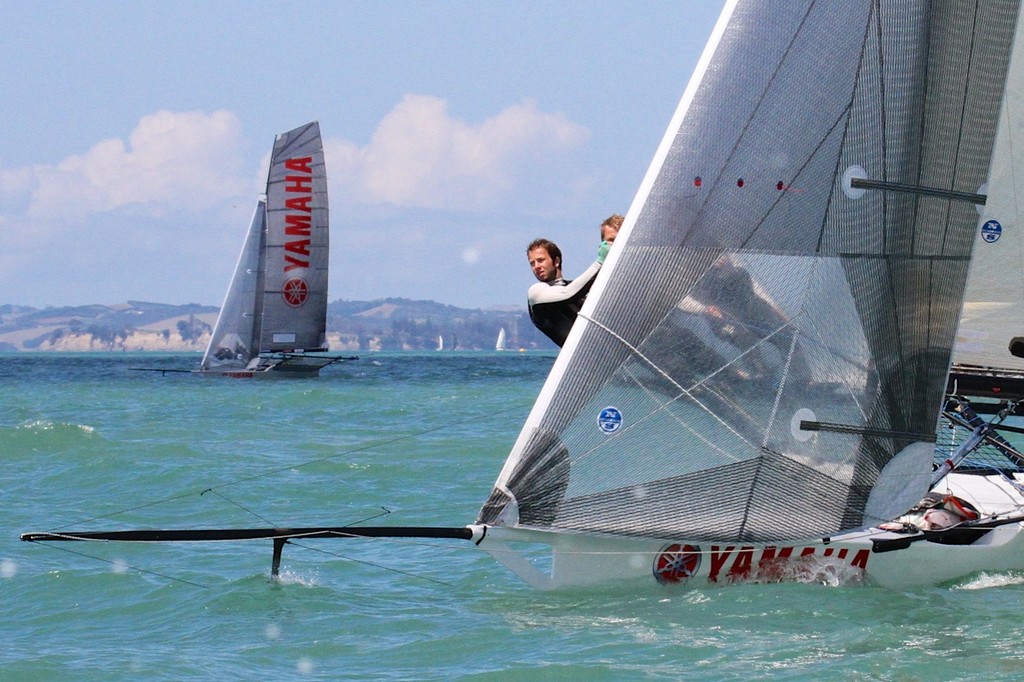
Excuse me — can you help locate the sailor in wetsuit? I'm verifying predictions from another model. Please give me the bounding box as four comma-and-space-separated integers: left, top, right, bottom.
526, 237, 609, 347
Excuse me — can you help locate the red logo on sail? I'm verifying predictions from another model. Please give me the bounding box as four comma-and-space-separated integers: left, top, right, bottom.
653, 543, 701, 584
283, 278, 309, 307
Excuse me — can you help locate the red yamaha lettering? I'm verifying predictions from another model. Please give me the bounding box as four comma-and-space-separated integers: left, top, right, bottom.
284, 255, 309, 273
756, 546, 794, 582
708, 545, 735, 582
285, 175, 313, 193
285, 195, 312, 212
666, 543, 869, 586
727, 547, 755, 581
285, 157, 312, 174
285, 214, 312, 236
285, 240, 310, 257
280, 155, 314, 301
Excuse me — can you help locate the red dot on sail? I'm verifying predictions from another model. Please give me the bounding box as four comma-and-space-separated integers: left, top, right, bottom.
694, 177, 702, 187
737, 178, 744, 187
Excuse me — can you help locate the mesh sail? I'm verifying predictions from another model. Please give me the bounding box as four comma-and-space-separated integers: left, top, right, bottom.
259, 121, 329, 353
480, 0, 1019, 543
956, 21, 1024, 373
201, 201, 266, 370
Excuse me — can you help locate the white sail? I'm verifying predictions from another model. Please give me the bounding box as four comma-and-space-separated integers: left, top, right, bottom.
200, 122, 340, 377
478, 0, 1019, 552
259, 122, 329, 354
201, 201, 265, 371
954, 25, 1024, 375
496, 328, 507, 352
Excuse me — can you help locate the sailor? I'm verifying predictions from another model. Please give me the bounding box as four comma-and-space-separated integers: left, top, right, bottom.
600, 213, 623, 244
526, 237, 609, 347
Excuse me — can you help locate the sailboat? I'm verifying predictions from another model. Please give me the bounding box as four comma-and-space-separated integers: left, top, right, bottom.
22, 1, 1024, 590
496, 328, 507, 352
199, 121, 353, 378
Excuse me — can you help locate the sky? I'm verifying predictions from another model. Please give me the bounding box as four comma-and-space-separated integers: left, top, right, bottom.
0, 1, 725, 310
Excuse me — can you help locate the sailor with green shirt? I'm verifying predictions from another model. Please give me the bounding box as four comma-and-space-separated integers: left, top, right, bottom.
526, 237, 610, 347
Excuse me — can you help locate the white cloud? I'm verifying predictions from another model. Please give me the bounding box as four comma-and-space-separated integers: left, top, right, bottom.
325, 95, 589, 210
21, 110, 249, 221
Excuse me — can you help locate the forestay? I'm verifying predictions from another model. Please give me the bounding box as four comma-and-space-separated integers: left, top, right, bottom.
480, 0, 1020, 544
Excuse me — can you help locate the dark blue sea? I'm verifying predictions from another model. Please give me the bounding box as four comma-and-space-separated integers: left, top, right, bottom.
4, 352, 1024, 680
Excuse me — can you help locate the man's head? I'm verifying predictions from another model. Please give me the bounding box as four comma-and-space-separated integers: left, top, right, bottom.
601, 214, 624, 244
527, 238, 562, 284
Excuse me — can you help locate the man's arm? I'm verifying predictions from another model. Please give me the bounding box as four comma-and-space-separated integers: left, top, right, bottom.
528, 262, 602, 305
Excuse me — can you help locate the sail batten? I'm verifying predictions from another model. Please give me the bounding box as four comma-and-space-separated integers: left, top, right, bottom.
481, 1, 1019, 544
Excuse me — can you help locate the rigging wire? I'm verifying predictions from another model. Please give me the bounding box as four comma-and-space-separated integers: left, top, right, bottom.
199, 491, 447, 585
27, 401, 530, 587
37, 543, 210, 589
47, 399, 530, 532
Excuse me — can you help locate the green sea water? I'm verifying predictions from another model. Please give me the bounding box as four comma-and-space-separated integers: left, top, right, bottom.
4, 352, 1024, 681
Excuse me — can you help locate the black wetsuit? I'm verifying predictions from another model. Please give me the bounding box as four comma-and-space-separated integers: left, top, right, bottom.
527, 261, 601, 347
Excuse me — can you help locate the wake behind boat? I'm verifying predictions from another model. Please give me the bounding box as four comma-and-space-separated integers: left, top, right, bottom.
199, 121, 354, 378
23, 1, 1024, 590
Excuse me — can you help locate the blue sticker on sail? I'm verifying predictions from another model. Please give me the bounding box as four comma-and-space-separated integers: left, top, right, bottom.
598, 406, 622, 434
981, 219, 1002, 243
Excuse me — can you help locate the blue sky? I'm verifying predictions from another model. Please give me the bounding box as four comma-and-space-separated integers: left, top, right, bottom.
1, 1, 724, 309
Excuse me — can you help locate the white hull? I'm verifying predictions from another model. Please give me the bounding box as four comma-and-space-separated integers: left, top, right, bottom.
475, 472, 1024, 590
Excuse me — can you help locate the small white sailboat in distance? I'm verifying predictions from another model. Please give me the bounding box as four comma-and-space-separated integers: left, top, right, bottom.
495, 328, 507, 352
199, 121, 354, 378
23, 0, 1024, 591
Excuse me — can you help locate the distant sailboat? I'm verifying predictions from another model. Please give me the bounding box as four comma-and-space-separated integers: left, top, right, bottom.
199, 121, 353, 378
495, 328, 507, 352
437, 335, 444, 351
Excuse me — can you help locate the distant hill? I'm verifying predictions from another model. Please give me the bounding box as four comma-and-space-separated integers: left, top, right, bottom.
0, 299, 553, 352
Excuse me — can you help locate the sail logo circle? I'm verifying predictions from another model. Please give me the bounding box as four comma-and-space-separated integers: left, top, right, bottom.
597, 406, 622, 434
282, 278, 309, 307
653, 543, 701, 584
981, 220, 1002, 243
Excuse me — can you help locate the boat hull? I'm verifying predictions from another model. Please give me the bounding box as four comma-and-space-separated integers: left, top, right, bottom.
197, 353, 349, 379
476, 472, 1024, 590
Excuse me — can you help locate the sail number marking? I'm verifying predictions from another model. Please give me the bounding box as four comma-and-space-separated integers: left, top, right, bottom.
280, 155, 315, 306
